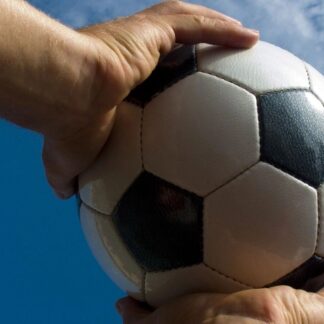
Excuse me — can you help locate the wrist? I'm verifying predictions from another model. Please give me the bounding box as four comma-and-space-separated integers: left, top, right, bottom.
0, 0, 101, 139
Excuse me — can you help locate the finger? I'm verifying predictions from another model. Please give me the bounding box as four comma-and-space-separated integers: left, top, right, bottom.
54, 182, 75, 199
116, 297, 152, 324
269, 286, 324, 323
46, 169, 75, 199
152, 293, 228, 323
318, 286, 324, 296
140, 0, 242, 25
43, 149, 75, 199
164, 14, 259, 48
42, 110, 116, 200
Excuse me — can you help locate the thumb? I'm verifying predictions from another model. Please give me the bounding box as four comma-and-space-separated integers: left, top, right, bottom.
116, 297, 152, 324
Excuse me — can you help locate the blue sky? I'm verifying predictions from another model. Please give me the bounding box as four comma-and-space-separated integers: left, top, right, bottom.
0, 1, 323, 323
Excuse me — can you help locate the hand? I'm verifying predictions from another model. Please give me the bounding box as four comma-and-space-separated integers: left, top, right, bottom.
116, 286, 324, 324
42, 1, 259, 198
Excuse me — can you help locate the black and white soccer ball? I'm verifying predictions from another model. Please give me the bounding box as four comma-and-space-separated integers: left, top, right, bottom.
78, 41, 324, 307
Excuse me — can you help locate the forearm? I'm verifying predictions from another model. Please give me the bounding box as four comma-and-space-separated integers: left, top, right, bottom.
0, 0, 97, 138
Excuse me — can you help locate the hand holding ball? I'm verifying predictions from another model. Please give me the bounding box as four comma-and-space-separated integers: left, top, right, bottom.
78, 41, 324, 307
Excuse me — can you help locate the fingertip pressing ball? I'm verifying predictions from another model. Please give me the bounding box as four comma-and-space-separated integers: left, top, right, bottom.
78, 41, 324, 307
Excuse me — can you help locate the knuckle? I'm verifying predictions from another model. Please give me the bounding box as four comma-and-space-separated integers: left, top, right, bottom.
150, 0, 183, 14
192, 14, 209, 26
131, 13, 147, 24
145, 16, 175, 53
165, 0, 183, 9
218, 19, 239, 32
161, 22, 176, 43
269, 286, 299, 323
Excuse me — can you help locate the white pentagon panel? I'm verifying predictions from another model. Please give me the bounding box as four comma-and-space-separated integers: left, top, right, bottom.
145, 264, 248, 307
197, 41, 309, 94
316, 185, 324, 257
80, 203, 144, 301
204, 162, 317, 287
306, 63, 324, 105
78, 102, 142, 215
143, 72, 259, 196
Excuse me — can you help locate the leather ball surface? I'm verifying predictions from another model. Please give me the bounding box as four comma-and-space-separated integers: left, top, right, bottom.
78, 41, 324, 307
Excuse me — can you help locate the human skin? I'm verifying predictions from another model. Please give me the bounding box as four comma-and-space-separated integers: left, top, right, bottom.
0, 0, 258, 198
116, 286, 324, 323
2, 1, 323, 322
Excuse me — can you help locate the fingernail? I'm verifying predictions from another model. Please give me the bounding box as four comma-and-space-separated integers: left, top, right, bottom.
116, 300, 123, 315
233, 20, 242, 25
56, 191, 71, 199
56, 191, 66, 199
248, 29, 260, 35
116, 298, 127, 315
228, 18, 242, 25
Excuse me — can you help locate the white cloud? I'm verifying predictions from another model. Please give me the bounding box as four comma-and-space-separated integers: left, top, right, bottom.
30, 0, 324, 72
208, 0, 324, 72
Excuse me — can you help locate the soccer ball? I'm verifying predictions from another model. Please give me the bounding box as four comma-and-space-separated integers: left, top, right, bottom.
78, 41, 324, 307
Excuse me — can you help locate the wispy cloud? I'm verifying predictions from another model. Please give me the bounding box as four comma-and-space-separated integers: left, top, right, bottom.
210, 0, 324, 72
30, 0, 324, 72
